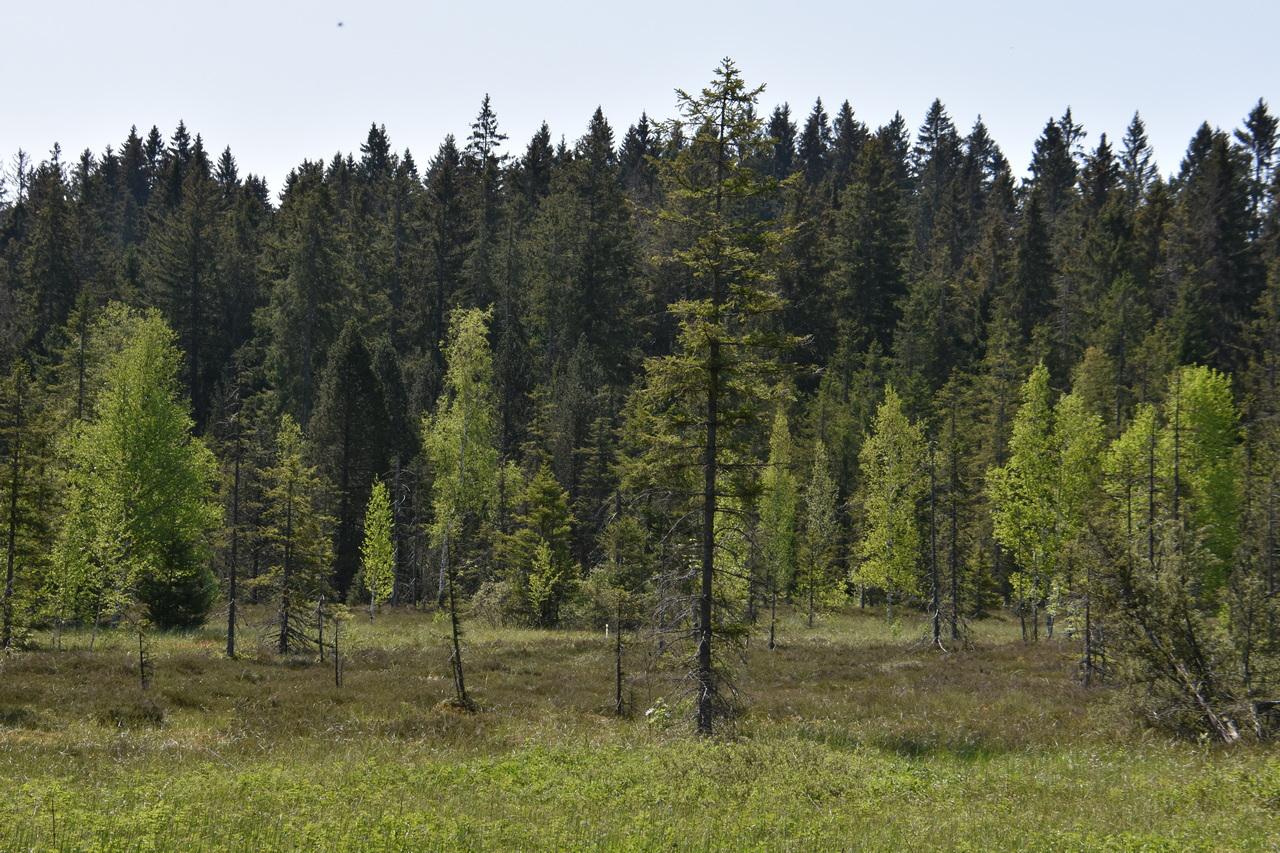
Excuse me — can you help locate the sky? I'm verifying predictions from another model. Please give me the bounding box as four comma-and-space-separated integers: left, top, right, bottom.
3, 0, 1277, 195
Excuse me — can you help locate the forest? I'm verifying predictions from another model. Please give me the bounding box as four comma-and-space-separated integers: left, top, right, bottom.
1, 57, 1279, 847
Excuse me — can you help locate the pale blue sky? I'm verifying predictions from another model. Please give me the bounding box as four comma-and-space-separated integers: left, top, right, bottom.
4, 0, 1276, 194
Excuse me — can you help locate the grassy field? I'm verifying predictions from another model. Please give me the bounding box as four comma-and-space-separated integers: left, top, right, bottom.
1, 606, 1276, 851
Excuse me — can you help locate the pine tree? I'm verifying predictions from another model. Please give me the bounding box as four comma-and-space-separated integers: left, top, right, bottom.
1120, 113, 1157, 210
310, 320, 392, 596
0, 361, 52, 648
797, 98, 832, 185
144, 155, 220, 429
827, 131, 910, 352
767, 104, 797, 179
498, 463, 576, 627
263, 164, 347, 423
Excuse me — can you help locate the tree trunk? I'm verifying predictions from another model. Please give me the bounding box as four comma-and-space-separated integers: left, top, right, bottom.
614, 599, 624, 716
2, 369, 23, 650
279, 479, 295, 654
697, 335, 718, 736
768, 584, 777, 651
948, 408, 960, 642
929, 446, 941, 649
226, 450, 240, 658
447, 548, 468, 707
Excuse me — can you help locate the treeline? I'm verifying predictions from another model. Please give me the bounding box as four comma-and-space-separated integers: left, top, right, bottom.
0, 60, 1277, 738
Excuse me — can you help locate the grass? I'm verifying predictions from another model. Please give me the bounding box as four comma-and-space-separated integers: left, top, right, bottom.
1, 606, 1276, 850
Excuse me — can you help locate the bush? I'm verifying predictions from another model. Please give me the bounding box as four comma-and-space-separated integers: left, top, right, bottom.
468, 579, 522, 627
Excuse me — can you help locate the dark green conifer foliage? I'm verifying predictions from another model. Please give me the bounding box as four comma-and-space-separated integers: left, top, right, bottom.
767, 104, 797, 179
826, 131, 910, 352
797, 98, 832, 186
310, 320, 392, 596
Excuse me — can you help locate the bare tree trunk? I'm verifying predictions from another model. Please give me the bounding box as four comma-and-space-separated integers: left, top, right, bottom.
2, 368, 23, 650
929, 446, 941, 649
614, 599, 624, 716
948, 408, 960, 642
447, 549, 468, 707
768, 583, 777, 651
226, 449, 240, 658
317, 597, 325, 663
697, 336, 718, 735
333, 617, 342, 687
279, 479, 294, 655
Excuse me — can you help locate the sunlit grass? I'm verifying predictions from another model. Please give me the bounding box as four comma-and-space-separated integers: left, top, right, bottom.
1, 604, 1275, 850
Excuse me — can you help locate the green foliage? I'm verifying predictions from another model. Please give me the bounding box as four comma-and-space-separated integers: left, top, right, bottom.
498, 463, 577, 627
1158, 365, 1242, 592
54, 308, 219, 629
854, 386, 926, 598
759, 410, 799, 595
423, 308, 500, 560
262, 414, 333, 651
800, 438, 841, 617
988, 364, 1058, 595
360, 479, 395, 612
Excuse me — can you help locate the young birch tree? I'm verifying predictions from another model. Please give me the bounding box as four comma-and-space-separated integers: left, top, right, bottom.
854, 386, 926, 619
801, 438, 840, 627
361, 478, 395, 620
759, 410, 798, 647
988, 363, 1057, 640
423, 307, 499, 708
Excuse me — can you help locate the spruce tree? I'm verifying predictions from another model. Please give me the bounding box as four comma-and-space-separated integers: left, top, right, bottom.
625, 59, 792, 733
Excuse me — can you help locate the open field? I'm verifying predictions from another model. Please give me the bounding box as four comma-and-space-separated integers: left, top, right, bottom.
1, 607, 1277, 851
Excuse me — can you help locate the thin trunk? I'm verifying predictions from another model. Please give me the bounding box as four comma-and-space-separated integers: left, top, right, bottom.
614, 599, 624, 716
930, 447, 941, 649
1147, 420, 1156, 572
317, 597, 325, 662
948, 407, 960, 642
2, 370, 23, 649
440, 406, 468, 605
226, 449, 240, 658
447, 548, 468, 706
333, 618, 341, 687
1083, 562, 1093, 686
695, 91, 728, 739
697, 340, 717, 734
768, 584, 777, 651
279, 478, 294, 654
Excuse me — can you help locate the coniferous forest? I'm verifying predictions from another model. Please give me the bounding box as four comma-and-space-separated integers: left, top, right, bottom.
2, 58, 1280, 848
